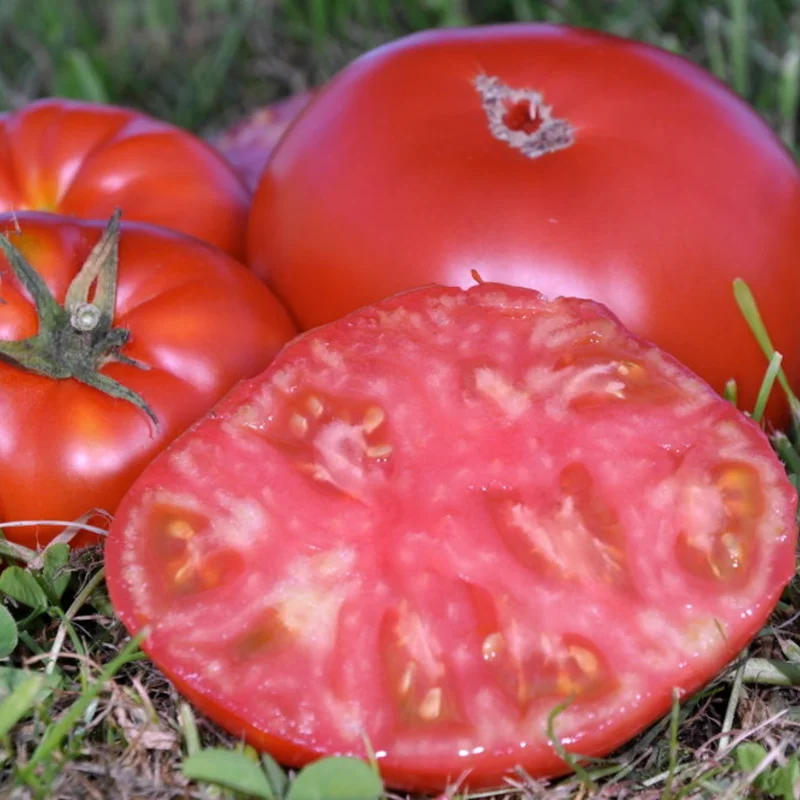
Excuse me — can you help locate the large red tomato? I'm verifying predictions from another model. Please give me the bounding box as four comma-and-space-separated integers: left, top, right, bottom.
106, 282, 797, 792
0, 99, 250, 259
0, 212, 296, 548
248, 24, 800, 423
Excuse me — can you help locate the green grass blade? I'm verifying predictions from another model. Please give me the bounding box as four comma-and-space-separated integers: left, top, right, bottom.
178, 702, 201, 757
751, 351, 783, 423
728, 0, 750, 96
17, 631, 147, 781
742, 658, 800, 686
0, 674, 47, 736
732, 278, 800, 419
772, 431, 800, 474
62, 49, 108, 103
703, 9, 729, 81
779, 38, 800, 148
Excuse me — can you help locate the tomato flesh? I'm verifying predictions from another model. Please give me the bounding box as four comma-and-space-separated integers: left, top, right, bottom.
105, 283, 797, 792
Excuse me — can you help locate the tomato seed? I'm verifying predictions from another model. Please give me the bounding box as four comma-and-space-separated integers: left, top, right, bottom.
166, 519, 195, 540
418, 687, 443, 720
362, 405, 386, 433
366, 443, 393, 459
289, 413, 309, 437
306, 395, 324, 418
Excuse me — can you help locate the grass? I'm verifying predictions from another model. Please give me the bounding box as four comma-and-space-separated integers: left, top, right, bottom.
0, 0, 797, 147
0, 0, 799, 798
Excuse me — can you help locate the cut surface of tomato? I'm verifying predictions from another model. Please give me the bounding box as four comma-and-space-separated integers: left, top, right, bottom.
105, 283, 798, 792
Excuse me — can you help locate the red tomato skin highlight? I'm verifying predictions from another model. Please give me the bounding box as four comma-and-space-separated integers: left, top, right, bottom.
105, 283, 798, 793
0, 98, 250, 259
248, 24, 800, 424
0, 212, 296, 548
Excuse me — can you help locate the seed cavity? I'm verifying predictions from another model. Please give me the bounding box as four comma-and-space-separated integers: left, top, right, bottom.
485, 466, 627, 587
553, 641, 605, 698
567, 644, 599, 676
676, 461, 763, 583
381, 603, 461, 725
169, 545, 239, 593
233, 607, 289, 659
715, 463, 764, 520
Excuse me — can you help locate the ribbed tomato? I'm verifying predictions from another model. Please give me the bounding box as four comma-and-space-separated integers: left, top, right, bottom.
248, 24, 800, 424
212, 92, 316, 191
0, 212, 296, 548
0, 99, 250, 259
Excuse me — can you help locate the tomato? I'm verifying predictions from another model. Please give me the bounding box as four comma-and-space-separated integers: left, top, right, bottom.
248, 24, 800, 424
212, 92, 316, 191
0, 212, 296, 548
105, 282, 797, 792
0, 99, 250, 259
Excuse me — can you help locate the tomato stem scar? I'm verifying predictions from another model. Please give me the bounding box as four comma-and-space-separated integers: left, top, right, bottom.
0, 210, 159, 428
475, 74, 574, 159
70, 302, 102, 332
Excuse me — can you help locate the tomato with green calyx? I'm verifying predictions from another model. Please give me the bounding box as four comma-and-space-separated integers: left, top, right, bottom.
0, 99, 250, 259
248, 24, 800, 425
105, 282, 797, 792
0, 212, 296, 548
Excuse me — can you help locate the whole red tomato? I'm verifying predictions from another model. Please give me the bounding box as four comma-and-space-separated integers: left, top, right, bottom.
248, 24, 800, 424
0, 212, 296, 548
212, 92, 316, 191
0, 99, 250, 259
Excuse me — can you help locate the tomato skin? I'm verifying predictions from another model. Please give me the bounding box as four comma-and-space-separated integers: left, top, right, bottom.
211, 92, 316, 191
105, 282, 797, 792
248, 24, 800, 423
0, 212, 296, 548
0, 99, 250, 259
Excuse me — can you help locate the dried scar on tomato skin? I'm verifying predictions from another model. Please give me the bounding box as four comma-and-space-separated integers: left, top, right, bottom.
105, 282, 798, 794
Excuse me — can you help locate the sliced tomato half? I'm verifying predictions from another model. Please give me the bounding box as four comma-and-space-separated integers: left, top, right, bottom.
105, 283, 798, 792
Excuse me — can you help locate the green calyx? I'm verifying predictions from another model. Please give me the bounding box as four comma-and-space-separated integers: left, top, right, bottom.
0, 210, 158, 428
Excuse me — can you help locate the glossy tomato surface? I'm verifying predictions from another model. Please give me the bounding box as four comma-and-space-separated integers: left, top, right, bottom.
0, 99, 250, 259
106, 283, 797, 792
248, 24, 800, 423
0, 213, 296, 548
212, 92, 316, 191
